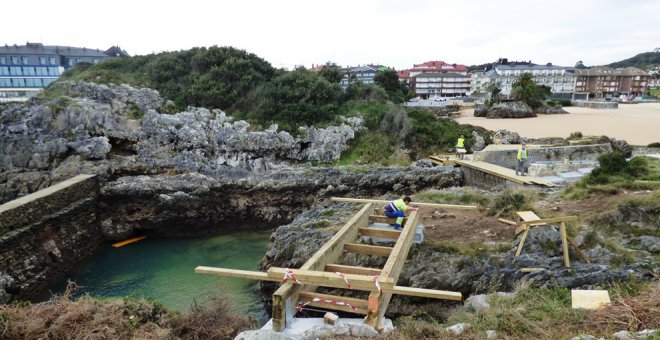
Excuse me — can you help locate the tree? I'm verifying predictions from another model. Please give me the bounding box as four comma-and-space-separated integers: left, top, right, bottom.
374, 69, 405, 103
510, 72, 549, 109
574, 60, 588, 69
318, 62, 343, 84
485, 81, 502, 99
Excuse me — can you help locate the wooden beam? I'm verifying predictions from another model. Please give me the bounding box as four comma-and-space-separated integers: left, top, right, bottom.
391, 286, 462, 301
369, 215, 406, 224
331, 197, 478, 210
498, 218, 517, 226
560, 222, 571, 268
520, 268, 545, 272
299, 292, 369, 309
270, 203, 372, 331
567, 236, 591, 264
514, 228, 529, 258
358, 227, 401, 239
344, 243, 393, 257
520, 216, 578, 227
195, 266, 269, 280
195, 266, 462, 300
267, 267, 395, 292
325, 264, 382, 276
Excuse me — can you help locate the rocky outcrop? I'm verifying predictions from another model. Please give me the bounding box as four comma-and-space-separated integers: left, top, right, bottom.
259, 203, 658, 321
536, 105, 569, 114
474, 102, 536, 119
0, 82, 363, 204
99, 167, 461, 239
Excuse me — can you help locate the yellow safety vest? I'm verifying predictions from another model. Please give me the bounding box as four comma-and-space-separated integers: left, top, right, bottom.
386, 199, 409, 212
517, 148, 527, 160
456, 138, 465, 148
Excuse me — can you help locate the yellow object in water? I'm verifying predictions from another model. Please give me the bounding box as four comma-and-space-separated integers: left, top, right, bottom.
112, 236, 147, 248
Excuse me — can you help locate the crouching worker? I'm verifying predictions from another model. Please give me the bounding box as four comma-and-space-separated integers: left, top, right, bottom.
383, 196, 418, 229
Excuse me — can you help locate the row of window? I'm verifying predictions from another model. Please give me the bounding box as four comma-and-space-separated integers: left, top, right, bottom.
0, 56, 59, 65
0, 78, 56, 88
0, 66, 60, 76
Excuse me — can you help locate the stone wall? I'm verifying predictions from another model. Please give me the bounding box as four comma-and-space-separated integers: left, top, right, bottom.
473, 144, 612, 170
571, 100, 619, 109
0, 174, 101, 303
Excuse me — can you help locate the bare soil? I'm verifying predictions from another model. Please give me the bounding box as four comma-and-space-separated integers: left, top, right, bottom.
418, 207, 513, 244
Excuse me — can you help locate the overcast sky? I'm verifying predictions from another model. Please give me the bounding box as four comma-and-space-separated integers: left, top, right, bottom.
4, 0, 659, 70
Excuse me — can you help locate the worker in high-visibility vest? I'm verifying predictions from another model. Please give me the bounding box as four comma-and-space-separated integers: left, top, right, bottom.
383, 196, 418, 229
455, 135, 466, 160
516, 142, 528, 176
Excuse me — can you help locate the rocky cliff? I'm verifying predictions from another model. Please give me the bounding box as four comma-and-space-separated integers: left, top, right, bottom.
0, 82, 362, 204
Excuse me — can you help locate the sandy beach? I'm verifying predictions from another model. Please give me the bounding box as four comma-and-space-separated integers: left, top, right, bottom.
455, 103, 660, 146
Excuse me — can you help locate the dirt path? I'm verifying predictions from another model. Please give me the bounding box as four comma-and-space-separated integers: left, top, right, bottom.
455, 103, 660, 146
419, 207, 513, 244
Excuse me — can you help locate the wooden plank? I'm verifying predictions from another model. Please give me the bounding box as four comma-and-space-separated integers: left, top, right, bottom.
301, 301, 368, 315
112, 236, 146, 248
358, 227, 401, 239
324, 264, 382, 276
270, 203, 372, 331
520, 216, 578, 226
571, 290, 611, 309
369, 215, 407, 224
344, 243, 393, 257
515, 224, 528, 236
331, 197, 478, 210
391, 286, 462, 301
516, 211, 542, 222
267, 267, 395, 292
567, 236, 591, 264
520, 268, 545, 272
560, 222, 571, 267
498, 218, 517, 226
195, 266, 271, 281
455, 160, 557, 187
514, 228, 529, 258
299, 292, 369, 309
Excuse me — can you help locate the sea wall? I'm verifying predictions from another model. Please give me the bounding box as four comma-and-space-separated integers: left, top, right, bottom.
0, 174, 101, 303
473, 144, 612, 170
571, 100, 619, 109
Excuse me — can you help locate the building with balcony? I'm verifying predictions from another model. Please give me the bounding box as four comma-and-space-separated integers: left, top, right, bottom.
574, 67, 649, 99
411, 72, 471, 98
0, 42, 118, 102
339, 64, 387, 89
471, 61, 576, 99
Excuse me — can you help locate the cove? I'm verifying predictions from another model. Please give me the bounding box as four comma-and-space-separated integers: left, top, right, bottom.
41, 230, 272, 322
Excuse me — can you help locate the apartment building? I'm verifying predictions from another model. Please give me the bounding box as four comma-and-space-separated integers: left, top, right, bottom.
0, 42, 116, 102
574, 66, 649, 99
339, 64, 387, 89
398, 60, 469, 98
472, 61, 576, 99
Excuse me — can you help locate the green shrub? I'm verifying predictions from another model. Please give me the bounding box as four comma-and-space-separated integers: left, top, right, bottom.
647, 142, 660, 148
487, 190, 534, 218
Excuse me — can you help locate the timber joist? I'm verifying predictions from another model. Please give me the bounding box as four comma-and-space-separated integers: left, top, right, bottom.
195, 199, 463, 332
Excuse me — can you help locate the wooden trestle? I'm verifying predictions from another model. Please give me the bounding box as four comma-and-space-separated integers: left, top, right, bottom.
195, 198, 467, 332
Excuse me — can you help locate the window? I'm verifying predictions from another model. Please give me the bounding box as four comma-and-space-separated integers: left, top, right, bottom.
0, 67, 8, 75
23, 67, 35, 76
49, 57, 57, 65
11, 78, 26, 87
0, 56, 5, 64
11, 56, 19, 64
0, 78, 11, 87
68, 59, 75, 66
21, 56, 28, 64
93, 59, 99, 64
48, 67, 60, 76
26, 78, 35, 87
43, 78, 54, 86
10, 67, 22, 76
36, 67, 46, 76
34, 78, 43, 87
40, 57, 46, 64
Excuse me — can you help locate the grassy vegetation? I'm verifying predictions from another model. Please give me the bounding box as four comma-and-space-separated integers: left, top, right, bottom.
420, 240, 510, 257
0, 284, 254, 339
383, 281, 659, 339
415, 189, 490, 207
486, 189, 539, 220
562, 154, 660, 200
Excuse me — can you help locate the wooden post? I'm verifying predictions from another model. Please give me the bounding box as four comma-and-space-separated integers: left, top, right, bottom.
560, 222, 570, 267
514, 228, 529, 258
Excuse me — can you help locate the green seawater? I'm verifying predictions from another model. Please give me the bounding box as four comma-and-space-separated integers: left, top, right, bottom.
44, 230, 271, 322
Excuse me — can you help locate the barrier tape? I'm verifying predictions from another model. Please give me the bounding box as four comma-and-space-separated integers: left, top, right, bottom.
370, 275, 382, 293
282, 268, 302, 285
335, 272, 351, 289
297, 297, 358, 312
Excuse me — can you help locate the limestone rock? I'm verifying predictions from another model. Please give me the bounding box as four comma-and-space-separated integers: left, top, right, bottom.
486, 330, 498, 340
445, 323, 471, 335
483, 102, 536, 119
612, 330, 633, 340
472, 131, 486, 151
67, 137, 112, 160
234, 329, 295, 340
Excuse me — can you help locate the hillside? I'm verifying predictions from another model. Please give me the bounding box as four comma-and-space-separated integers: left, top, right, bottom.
607, 51, 660, 69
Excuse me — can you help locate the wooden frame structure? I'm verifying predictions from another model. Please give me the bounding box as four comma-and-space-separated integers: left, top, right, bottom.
513, 211, 590, 267
196, 198, 469, 332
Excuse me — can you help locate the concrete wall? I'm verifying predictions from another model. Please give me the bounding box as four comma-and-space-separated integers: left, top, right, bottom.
0, 174, 100, 303
571, 100, 618, 109
473, 144, 612, 170
461, 166, 519, 189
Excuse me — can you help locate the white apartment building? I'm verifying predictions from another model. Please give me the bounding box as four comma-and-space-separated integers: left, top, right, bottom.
472, 63, 576, 99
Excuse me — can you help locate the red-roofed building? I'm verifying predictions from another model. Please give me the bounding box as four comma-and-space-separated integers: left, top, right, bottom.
399, 60, 470, 98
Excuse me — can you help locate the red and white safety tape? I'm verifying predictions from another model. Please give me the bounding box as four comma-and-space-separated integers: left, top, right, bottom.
369, 275, 382, 293
297, 297, 358, 312
282, 268, 302, 285
335, 272, 351, 289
